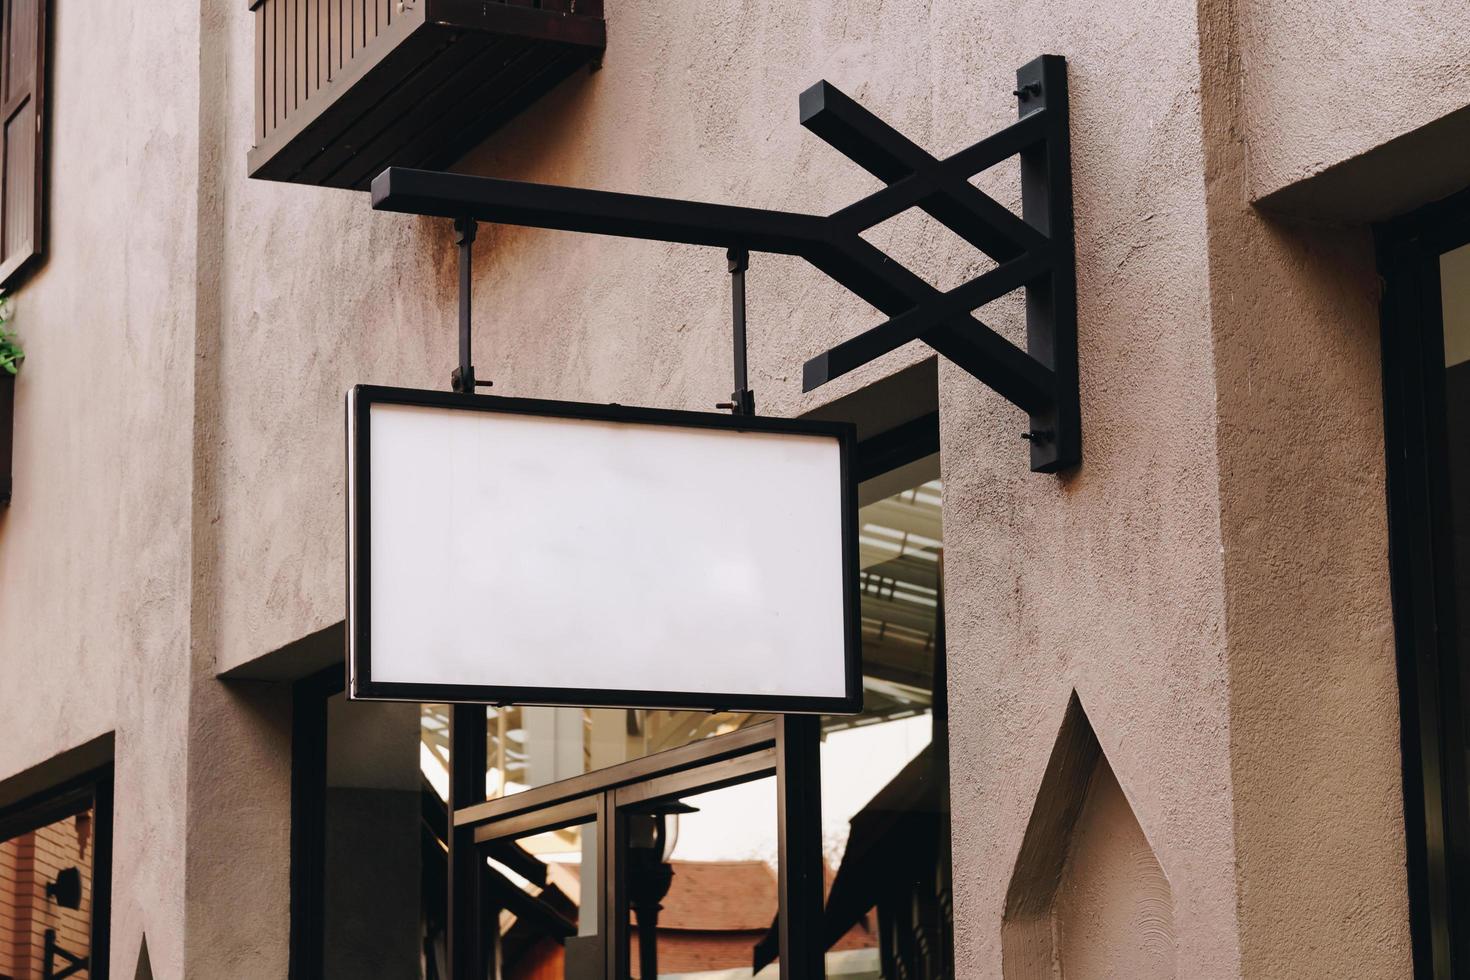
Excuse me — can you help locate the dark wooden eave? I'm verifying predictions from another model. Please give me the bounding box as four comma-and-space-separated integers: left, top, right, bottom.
248, 0, 605, 190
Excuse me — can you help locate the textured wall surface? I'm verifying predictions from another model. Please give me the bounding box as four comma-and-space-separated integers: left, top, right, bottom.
1002, 695, 1177, 980
0, 0, 201, 975
1239, 0, 1470, 201
1054, 761, 1176, 980
0, 0, 1461, 975
932, 0, 1249, 973
1198, 0, 1413, 971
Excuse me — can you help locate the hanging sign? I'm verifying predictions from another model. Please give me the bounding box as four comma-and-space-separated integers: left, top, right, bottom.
347, 385, 861, 713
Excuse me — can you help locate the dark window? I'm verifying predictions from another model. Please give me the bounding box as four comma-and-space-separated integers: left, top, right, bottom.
0, 0, 45, 287
0, 765, 113, 980
819, 446, 951, 979
290, 668, 450, 979
1377, 187, 1470, 978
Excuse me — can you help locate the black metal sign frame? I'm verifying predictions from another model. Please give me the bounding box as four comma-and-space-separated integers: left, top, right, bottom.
347, 383, 862, 714
372, 55, 1079, 472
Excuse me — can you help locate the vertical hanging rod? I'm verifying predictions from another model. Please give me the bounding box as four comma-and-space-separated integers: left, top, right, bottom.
717, 247, 755, 415
450, 217, 493, 394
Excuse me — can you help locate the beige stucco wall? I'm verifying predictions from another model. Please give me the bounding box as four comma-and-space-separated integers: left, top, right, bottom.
0, 0, 202, 975
1199, 0, 1412, 969
0, 0, 1462, 975
1053, 760, 1176, 980
1239, 0, 1470, 202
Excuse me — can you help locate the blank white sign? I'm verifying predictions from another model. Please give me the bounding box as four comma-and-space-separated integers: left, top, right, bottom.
349, 390, 856, 711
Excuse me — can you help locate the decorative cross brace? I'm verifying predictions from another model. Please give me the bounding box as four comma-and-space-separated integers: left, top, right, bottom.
372, 55, 1078, 472
800, 56, 1077, 471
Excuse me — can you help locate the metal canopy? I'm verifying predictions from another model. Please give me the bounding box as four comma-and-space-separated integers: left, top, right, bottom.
372, 55, 1078, 472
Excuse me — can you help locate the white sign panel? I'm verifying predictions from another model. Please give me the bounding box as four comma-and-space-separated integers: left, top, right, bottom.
347, 386, 860, 713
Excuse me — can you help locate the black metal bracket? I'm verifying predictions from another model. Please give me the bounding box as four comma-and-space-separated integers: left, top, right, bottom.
375, 55, 1077, 471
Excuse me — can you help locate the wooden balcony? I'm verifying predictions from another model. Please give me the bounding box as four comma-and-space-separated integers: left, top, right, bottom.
248, 0, 605, 190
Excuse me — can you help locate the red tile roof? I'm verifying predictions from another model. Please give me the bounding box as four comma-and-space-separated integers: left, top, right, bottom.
641, 860, 777, 932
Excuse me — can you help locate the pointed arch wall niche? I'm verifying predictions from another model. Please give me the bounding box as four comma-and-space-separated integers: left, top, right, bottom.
1002, 693, 1176, 980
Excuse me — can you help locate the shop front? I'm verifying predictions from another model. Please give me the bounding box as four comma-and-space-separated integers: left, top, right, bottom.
0, 1, 1466, 978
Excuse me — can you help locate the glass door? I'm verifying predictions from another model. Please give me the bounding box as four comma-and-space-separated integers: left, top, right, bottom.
455, 723, 787, 980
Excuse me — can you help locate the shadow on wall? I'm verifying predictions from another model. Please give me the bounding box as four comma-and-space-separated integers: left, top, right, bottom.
1002, 693, 1176, 980
134, 934, 152, 980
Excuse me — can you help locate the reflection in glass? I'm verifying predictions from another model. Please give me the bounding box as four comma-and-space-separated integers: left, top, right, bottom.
625, 778, 781, 979
1440, 242, 1470, 817
489, 822, 601, 979
321, 695, 435, 978
418, 704, 774, 806
0, 804, 96, 979
821, 475, 949, 979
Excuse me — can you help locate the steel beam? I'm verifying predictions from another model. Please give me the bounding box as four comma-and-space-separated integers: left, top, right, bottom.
372, 167, 825, 254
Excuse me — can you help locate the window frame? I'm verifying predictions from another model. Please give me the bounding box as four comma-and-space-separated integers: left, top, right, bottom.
0, 0, 50, 289
0, 762, 114, 980
460, 719, 781, 978
287, 665, 342, 980
1376, 185, 1470, 979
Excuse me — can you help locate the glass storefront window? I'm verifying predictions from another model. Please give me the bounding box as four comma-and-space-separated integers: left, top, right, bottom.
821, 473, 947, 979
487, 820, 602, 979
0, 775, 109, 980
420, 704, 773, 803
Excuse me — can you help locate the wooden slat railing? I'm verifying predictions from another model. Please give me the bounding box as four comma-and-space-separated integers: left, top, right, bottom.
254, 0, 397, 144
249, 0, 607, 186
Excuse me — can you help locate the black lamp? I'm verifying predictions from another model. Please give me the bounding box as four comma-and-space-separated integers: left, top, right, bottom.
627, 802, 699, 978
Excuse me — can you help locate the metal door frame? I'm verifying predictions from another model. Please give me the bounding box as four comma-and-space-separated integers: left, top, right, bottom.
449, 717, 821, 978
1377, 184, 1470, 978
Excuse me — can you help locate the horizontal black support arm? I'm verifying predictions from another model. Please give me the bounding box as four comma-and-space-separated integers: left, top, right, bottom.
372, 165, 1047, 408
372, 168, 827, 255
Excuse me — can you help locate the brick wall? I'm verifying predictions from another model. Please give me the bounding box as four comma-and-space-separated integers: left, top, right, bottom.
0, 809, 95, 980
